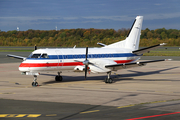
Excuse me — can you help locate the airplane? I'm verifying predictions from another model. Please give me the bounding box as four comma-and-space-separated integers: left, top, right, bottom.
7, 16, 171, 86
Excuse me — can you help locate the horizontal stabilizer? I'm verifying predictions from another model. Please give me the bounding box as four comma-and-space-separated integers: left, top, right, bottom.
132, 43, 166, 55
97, 42, 107, 47
105, 59, 171, 71
7, 54, 26, 60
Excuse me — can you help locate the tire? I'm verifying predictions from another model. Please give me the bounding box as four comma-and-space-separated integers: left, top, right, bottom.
55, 76, 59, 81
32, 82, 35, 86
35, 82, 38, 86
32, 82, 38, 86
109, 78, 113, 84
55, 76, 63, 82
104, 78, 108, 83
60, 76, 63, 81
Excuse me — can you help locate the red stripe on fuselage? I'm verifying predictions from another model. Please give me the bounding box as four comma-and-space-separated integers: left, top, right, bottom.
19, 62, 84, 67
19, 60, 133, 68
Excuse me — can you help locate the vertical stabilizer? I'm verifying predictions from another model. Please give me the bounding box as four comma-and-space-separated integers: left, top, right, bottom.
125, 16, 143, 50
104, 16, 143, 50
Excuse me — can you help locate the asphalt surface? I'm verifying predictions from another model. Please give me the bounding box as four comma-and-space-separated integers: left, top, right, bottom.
0, 50, 180, 120
1, 99, 180, 120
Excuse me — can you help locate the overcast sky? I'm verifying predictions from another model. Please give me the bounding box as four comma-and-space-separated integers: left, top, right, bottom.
0, 0, 180, 31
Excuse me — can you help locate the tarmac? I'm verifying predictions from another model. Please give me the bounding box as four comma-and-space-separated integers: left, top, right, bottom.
0, 53, 180, 119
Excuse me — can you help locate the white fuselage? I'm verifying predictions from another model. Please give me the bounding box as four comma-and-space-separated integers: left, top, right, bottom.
19, 47, 140, 73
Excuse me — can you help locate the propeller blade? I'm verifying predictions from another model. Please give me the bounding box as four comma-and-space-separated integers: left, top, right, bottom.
84, 46, 89, 80
86, 46, 88, 60
85, 65, 87, 80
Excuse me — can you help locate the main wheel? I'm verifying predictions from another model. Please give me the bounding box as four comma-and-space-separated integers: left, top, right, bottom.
35, 82, 38, 86
55, 76, 59, 81
59, 76, 63, 81
104, 78, 108, 83
55, 76, 63, 81
32, 82, 34, 86
32, 82, 38, 86
104, 78, 113, 83
109, 78, 113, 83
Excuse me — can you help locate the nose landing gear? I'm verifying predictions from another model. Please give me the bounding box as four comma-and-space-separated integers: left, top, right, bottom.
32, 75, 38, 87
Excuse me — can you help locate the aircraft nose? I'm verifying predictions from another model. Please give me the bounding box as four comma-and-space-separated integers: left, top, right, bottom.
19, 62, 29, 72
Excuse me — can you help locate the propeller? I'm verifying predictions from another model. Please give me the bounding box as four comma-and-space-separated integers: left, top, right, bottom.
74, 46, 93, 80
83, 47, 89, 80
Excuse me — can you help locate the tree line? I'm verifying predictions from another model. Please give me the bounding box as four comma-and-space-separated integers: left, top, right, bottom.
0, 28, 180, 47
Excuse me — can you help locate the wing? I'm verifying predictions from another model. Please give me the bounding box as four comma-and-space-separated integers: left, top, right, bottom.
132, 43, 166, 55
105, 59, 171, 71
7, 54, 26, 60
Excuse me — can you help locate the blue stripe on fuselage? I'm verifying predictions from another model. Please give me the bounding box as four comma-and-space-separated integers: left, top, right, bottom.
26, 53, 139, 60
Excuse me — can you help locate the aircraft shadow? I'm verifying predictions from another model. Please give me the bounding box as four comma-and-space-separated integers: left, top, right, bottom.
114, 66, 180, 82
42, 74, 109, 85
41, 66, 179, 85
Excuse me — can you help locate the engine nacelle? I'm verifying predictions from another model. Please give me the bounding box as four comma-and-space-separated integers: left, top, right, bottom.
89, 59, 117, 73
74, 65, 85, 72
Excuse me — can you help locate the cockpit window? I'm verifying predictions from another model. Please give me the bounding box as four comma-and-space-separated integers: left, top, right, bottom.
30, 54, 41, 58
41, 53, 49, 58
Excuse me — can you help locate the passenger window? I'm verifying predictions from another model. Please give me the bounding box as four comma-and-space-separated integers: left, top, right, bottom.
41, 53, 49, 58
31, 54, 41, 58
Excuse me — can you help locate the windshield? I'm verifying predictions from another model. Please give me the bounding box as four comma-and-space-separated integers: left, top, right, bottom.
30, 54, 41, 58
41, 53, 49, 58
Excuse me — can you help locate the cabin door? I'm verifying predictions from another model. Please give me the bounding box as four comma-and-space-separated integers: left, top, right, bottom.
55, 50, 64, 69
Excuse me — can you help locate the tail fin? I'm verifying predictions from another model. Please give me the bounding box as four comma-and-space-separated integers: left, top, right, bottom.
125, 16, 143, 50
104, 16, 143, 51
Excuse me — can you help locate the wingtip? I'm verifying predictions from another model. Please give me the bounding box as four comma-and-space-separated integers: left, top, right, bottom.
165, 59, 172, 61
160, 43, 167, 46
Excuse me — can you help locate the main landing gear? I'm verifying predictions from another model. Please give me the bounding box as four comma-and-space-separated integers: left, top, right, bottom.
31, 72, 63, 87
55, 72, 63, 81
32, 75, 38, 87
104, 72, 113, 84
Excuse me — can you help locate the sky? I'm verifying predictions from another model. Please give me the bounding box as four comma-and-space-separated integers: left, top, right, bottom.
0, 0, 180, 31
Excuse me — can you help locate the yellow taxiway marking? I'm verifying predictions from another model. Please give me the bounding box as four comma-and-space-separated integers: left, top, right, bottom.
15, 114, 27, 117
7, 114, 16, 117
117, 100, 169, 109
0, 114, 41, 118
149, 100, 167, 104
117, 104, 135, 109
80, 110, 100, 114
27, 114, 41, 117
0, 114, 8, 117
46, 114, 57, 116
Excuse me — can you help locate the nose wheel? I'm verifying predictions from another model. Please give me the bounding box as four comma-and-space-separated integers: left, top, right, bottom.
32, 75, 39, 87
